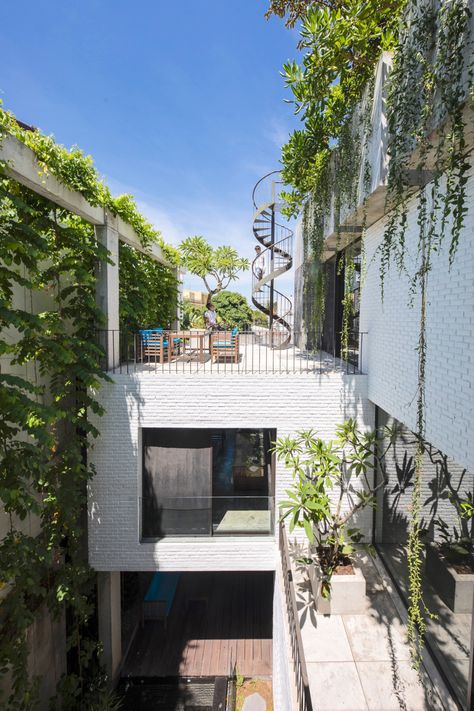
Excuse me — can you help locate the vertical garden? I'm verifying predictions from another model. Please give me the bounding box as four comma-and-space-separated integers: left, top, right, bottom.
0, 106, 178, 709
269, 0, 473, 667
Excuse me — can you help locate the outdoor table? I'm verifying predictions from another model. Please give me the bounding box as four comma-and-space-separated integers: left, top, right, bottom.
172, 330, 209, 362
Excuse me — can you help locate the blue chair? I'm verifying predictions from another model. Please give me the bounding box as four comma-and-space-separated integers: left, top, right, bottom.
139, 328, 181, 363
211, 328, 240, 363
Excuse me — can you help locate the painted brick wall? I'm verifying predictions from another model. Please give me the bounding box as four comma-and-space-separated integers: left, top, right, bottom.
374, 407, 473, 544
360, 161, 474, 471
88, 372, 373, 572
272, 566, 296, 711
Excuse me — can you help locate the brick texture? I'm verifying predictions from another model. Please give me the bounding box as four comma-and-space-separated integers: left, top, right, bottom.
360, 162, 474, 471
88, 373, 373, 572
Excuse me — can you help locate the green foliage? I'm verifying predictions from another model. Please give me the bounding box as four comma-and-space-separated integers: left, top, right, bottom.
111, 194, 179, 263
119, 243, 178, 332
181, 300, 206, 329
212, 291, 253, 330
381, 0, 472, 292
278, 0, 402, 212
272, 0, 473, 665
379, 0, 473, 668
0, 103, 178, 261
179, 236, 249, 296
274, 419, 398, 597
265, 0, 316, 27
0, 106, 168, 707
251, 309, 268, 327
0, 170, 112, 708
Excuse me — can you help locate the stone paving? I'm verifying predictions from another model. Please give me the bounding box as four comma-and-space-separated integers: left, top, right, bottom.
291, 551, 457, 711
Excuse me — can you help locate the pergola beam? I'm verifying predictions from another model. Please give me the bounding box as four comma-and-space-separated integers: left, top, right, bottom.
0, 133, 172, 267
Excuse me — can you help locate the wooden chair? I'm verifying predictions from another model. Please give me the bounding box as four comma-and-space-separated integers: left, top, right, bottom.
210, 329, 240, 363
139, 329, 181, 363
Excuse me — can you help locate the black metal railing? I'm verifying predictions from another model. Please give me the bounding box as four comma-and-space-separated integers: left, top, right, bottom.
140, 496, 274, 539
279, 521, 313, 711
96, 329, 367, 376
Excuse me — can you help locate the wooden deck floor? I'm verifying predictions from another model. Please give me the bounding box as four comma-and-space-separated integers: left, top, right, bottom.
121, 572, 273, 678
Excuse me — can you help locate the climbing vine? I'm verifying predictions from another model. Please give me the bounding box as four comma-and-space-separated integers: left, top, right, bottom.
0, 173, 112, 709
0, 106, 177, 708
381, 0, 473, 668
0, 105, 179, 265
271, 0, 473, 667
119, 243, 178, 333
298, 81, 374, 351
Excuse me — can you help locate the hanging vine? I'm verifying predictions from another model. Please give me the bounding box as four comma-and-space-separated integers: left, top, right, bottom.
381, 0, 473, 666
271, 0, 473, 667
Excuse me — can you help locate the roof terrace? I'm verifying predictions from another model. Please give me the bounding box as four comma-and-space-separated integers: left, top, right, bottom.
97, 328, 366, 376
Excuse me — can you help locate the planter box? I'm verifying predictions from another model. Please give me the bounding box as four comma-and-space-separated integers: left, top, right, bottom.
425, 543, 474, 613
308, 559, 366, 614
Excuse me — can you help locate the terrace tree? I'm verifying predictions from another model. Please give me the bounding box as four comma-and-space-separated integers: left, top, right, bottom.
212, 291, 254, 330
179, 236, 249, 299
275, 419, 399, 598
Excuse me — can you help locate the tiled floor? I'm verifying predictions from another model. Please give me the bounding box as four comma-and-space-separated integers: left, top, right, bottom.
291, 552, 457, 711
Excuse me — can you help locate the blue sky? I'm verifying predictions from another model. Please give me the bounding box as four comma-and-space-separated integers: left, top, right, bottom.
1, 0, 299, 301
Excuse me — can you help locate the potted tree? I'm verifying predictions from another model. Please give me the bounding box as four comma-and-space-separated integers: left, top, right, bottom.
274, 419, 398, 613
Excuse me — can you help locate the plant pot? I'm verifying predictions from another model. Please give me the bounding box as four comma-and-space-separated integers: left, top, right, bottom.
425, 542, 474, 613
308, 558, 366, 614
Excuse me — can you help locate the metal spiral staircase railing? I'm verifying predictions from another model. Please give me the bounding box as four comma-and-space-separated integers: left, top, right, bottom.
252, 171, 293, 348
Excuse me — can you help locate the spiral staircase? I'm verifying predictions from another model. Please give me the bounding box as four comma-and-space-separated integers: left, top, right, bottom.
252, 171, 293, 348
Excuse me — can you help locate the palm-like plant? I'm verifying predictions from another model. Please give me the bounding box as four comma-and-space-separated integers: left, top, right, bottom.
274, 419, 399, 597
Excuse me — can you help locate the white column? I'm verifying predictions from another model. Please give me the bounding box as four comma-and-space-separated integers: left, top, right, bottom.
97, 571, 122, 685
95, 211, 120, 370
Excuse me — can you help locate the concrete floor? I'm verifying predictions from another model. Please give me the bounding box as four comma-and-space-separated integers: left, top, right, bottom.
291, 550, 457, 711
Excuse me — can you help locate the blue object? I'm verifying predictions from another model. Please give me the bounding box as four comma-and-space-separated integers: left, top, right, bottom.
139, 328, 180, 348
144, 572, 180, 615
231, 327, 239, 336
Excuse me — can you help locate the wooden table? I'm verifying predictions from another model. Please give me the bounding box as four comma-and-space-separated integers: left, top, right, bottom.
172, 330, 209, 362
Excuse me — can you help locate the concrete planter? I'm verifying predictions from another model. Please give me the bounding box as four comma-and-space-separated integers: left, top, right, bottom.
308, 558, 366, 614
425, 542, 474, 613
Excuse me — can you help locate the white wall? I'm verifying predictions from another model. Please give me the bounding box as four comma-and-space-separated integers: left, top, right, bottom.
360, 161, 474, 471
88, 372, 373, 572
273, 567, 297, 711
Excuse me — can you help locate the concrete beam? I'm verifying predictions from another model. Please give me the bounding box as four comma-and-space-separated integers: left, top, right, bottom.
116, 215, 173, 268
0, 133, 104, 224
335, 225, 364, 234
0, 133, 173, 267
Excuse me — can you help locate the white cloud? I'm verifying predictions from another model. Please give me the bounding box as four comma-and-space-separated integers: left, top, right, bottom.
263, 117, 293, 149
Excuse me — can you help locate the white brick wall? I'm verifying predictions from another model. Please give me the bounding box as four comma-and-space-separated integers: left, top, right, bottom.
273, 566, 297, 711
88, 372, 373, 572
360, 161, 474, 471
